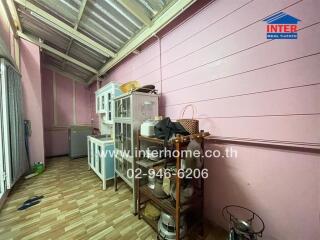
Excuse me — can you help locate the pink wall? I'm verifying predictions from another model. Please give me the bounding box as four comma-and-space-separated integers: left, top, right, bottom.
76, 83, 91, 125
20, 39, 45, 165
55, 73, 74, 125
98, 0, 320, 239
41, 67, 92, 157
89, 83, 99, 128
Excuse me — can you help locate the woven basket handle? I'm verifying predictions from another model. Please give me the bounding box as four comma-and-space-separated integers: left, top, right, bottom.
180, 104, 195, 119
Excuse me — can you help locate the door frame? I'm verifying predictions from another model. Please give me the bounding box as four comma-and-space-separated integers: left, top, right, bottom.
0, 59, 6, 199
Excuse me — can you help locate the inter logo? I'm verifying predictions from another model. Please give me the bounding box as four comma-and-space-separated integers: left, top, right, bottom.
263, 12, 300, 39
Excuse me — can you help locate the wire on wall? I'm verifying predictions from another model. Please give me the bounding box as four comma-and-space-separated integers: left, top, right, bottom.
154, 34, 163, 95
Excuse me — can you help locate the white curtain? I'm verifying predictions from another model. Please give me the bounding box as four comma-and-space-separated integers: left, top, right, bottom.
1, 59, 28, 189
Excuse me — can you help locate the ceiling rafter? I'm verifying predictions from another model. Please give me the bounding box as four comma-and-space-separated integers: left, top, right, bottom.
118, 0, 152, 27
89, 0, 196, 85
17, 31, 98, 74
7, 0, 22, 31
2, 0, 18, 37
74, 0, 88, 30
64, 0, 88, 69
14, 0, 116, 58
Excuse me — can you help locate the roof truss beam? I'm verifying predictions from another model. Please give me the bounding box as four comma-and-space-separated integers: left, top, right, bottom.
65, 0, 88, 54
66, 0, 88, 53
14, 0, 115, 58
74, 0, 88, 30
7, 0, 22, 31
118, 0, 152, 27
17, 31, 98, 74
64, 0, 88, 69
2, 0, 18, 37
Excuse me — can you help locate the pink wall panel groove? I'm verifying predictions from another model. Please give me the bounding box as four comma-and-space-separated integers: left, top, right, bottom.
161, 53, 320, 106
164, 85, 320, 120
98, 0, 320, 238
204, 143, 319, 240
161, 23, 320, 93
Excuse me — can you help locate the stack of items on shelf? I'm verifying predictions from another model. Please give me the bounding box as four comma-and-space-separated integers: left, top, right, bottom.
137, 108, 210, 239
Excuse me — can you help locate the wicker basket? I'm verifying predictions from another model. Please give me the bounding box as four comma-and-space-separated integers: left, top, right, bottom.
177, 105, 199, 134
144, 202, 160, 220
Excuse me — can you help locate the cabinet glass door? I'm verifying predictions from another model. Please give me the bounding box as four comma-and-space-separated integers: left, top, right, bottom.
97, 145, 102, 174
115, 155, 124, 176
101, 95, 105, 112
121, 97, 131, 118
114, 123, 122, 151
96, 96, 100, 113
107, 92, 112, 121
122, 123, 132, 158
115, 99, 121, 118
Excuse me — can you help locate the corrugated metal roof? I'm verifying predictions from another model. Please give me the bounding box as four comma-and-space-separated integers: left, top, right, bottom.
15, 0, 175, 83
64, 62, 93, 80
43, 53, 65, 69
43, 51, 93, 80
78, 0, 142, 51
68, 40, 107, 69
18, 8, 71, 52
29, 0, 80, 27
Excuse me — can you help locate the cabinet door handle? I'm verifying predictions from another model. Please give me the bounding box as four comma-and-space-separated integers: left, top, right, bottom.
117, 102, 123, 116
118, 134, 124, 143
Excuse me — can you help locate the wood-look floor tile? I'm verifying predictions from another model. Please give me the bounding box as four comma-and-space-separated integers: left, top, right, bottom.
0, 157, 156, 240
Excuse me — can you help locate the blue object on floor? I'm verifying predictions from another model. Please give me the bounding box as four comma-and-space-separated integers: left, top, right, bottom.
23, 195, 44, 205
17, 195, 44, 211
17, 200, 41, 211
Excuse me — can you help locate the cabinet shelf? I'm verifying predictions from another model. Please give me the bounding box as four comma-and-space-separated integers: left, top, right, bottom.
137, 132, 209, 240
140, 213, 158, 232
139, 132, 210, 145
139, 185, 195, 218
139, 135, 166, 145
140, 185, 176, 216
136, 158, 167, 168
139, 201, 203, 240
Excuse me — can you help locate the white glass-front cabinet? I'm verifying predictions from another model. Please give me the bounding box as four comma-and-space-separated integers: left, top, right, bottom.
95, 83, 122, 124
89, 82, 121, 190
114, 92, 159, 214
